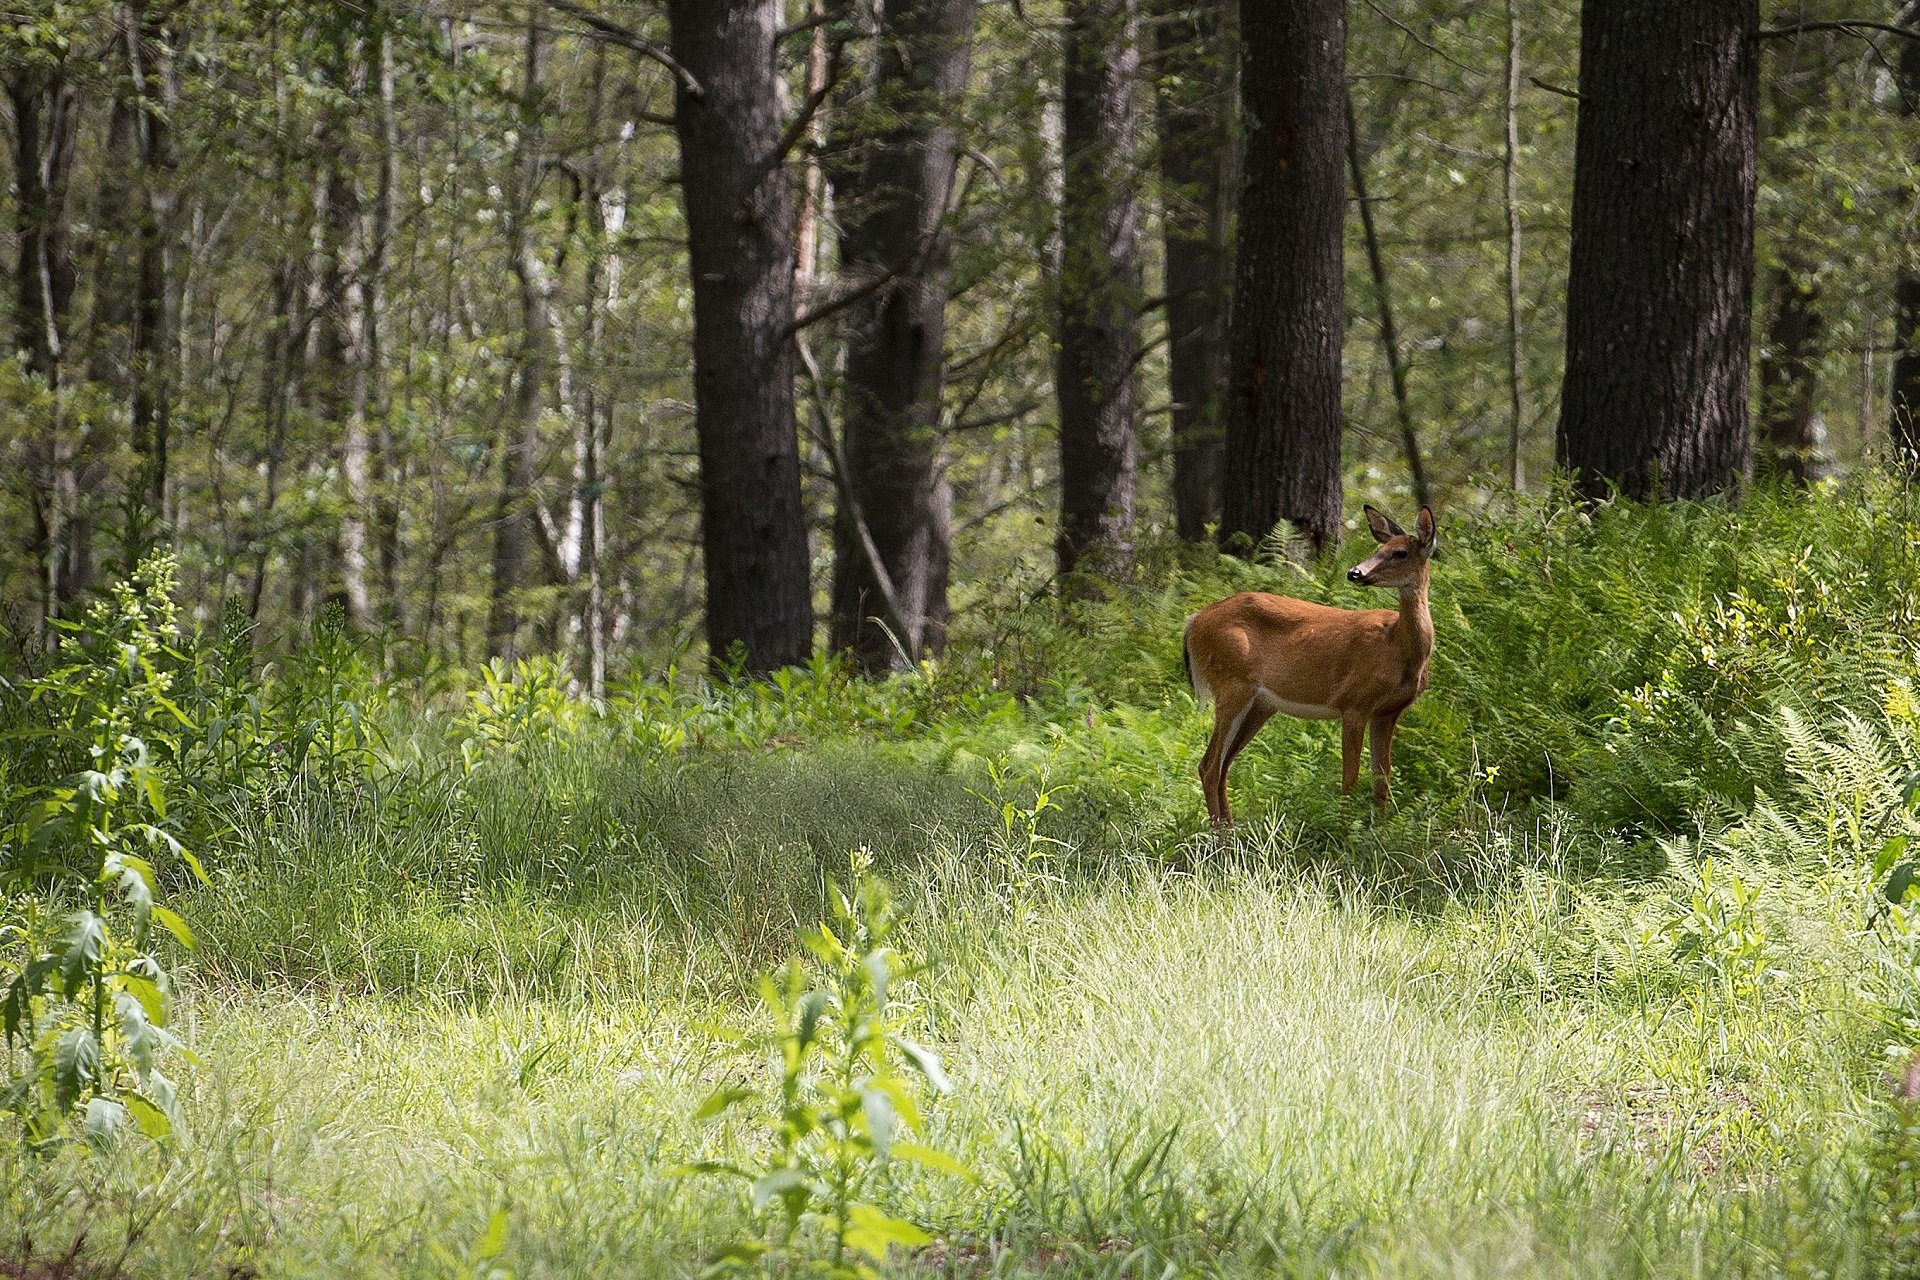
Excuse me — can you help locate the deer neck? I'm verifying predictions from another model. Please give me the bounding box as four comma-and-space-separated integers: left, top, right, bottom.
1395, 574, 1434, 670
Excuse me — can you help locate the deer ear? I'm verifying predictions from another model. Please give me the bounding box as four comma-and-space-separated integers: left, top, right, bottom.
1364, 504, 1404, 543
1416, 505, 1437, 552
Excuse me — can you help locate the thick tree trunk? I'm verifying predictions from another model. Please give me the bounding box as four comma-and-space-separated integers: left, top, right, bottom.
1056, 0, 1141, 590
1758, 263, 1824, 483
667, 0, 815, 673
1892, 23, 1920, 466
488, 11, 554, 662
1218, 0, 1345, 555
1557, 0, 1757, 501
826, 0, 976, 671
1156, 0, 1231, 542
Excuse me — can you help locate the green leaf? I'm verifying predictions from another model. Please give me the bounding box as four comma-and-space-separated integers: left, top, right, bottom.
1887, 861, 1918, 905
750, 1167, 810, 1213
842, 1202, 932, 1259
1875, 835, 1909, 880
151, 905, 196, 949
890, 1142, 975, 1182
896, 1039, 951, 1094
123, 1092, 172, 1138
476, 1205, 509, 1260
694, 1086, 754, 1121
861, 1086, 897, 1156
84, 1096, 128, 1143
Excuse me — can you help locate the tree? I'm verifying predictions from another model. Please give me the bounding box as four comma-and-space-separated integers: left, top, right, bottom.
1056, 0, 1141, 589
1557, 0, 1758, 501
1217, 0, 1345, 555
1154, 0, 1232, 542
667, 0, 815, 673
826, 0, 978, 672
1892, 18, 1920, 467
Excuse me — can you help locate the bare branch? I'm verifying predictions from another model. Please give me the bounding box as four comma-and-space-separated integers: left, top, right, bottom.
547, 0, 704, 102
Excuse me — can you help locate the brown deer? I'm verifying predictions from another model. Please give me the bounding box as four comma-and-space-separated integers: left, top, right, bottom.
1184, 505, 1437, 825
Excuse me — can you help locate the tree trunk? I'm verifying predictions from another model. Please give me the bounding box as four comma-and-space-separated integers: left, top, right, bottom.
1156, 0, 1232, 542
127, 0, 175, 537
1557, 0, 1757, 501
826, 0, 976, 671
7, 62, 81, 626
1056, 0, 1141, 590
488, 10, 554, 662
1218, 0, 1345, 555
667, 0, 815, 674
1892, 20, 1920, 466
1758, 263, 1824, 483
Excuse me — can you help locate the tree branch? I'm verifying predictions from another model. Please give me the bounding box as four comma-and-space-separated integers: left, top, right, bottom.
547, 0, 704, 102
1759, 19, 1920, 41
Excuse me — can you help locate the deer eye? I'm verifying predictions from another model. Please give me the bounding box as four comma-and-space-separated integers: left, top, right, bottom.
1392, 549, 1408, 559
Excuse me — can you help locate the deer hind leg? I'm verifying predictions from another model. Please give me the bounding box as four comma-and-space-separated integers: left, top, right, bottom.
1369, 710, 1401, 813
1201, 690, 1269, 827
1340, 718, 1365, 795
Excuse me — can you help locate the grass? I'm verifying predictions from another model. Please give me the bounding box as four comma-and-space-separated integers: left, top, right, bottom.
7, 485, 1920, 1276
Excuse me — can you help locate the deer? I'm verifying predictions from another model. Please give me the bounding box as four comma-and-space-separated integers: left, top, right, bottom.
1183, 504, 1437, 826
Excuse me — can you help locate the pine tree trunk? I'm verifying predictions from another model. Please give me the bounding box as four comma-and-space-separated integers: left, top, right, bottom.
1218, 0, 1345, 555
668, 0, 815, 673
1891, 22, 1920, 467
1056, 0, 1141, 590
827, 0, 976, 671
1557, 0, 1758, 501
127, 0, 174, 535
1156, 0, 1231, 542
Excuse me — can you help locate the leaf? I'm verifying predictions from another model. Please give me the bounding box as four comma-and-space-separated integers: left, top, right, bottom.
122, 1092, 172, 1139
476, 1206, 509, 1260
56, 912, 109, 999
896, 1039, 951, 1094
151, 905, 196, 949
694, 1087, 754, 1121
1886, 861, 1919, 905
842, 1202, 932, 1260
1875, 835, 1909, 880
861, 1086, 897, 1156
890, 1142, 975, 1182
84, 1096, 128, 1143
750, 1167, 810, 1213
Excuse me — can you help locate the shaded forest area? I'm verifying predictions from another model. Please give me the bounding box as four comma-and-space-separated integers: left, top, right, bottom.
1, 0, 1915, 679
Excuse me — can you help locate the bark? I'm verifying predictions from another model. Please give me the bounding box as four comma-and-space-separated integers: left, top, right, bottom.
826, 0, 977, 671
488, 11, 554, 662
7, 60, 81, 625
1056, 0, 1141, 590
667, 0, 815, 673
1218, 0, 1345, 555
127, 0, 175, 532
1557, 0, 1758, 501
1758, 264, 1824, 483
1502, 0, 1526, 490
1155, 0, 1232, 542
1892, 20, 1920, 466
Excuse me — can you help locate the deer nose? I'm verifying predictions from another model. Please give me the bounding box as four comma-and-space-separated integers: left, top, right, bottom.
1347, 566, 1366, 584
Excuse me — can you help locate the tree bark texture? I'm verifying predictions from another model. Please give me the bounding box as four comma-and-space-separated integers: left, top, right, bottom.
1218, 0, 1345, 555
668, 0, 815, 673
489, 10, 554, 661
1557, 0, 1758, 501
1892, 22, 1920, 466
1758, 264, 1824, 483
1155, 0, 1232, 542
1056, 0, 1141, 589
827, 0, 976, 671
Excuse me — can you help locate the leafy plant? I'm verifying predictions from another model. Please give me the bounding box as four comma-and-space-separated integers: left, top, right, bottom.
457, 656, 582, 771
685, 851, 966, 1278
1, 553, 205, 1148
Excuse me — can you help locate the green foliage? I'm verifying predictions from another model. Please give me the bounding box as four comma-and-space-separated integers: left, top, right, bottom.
1, 553, 206, 1149
684, 853, 964, 1278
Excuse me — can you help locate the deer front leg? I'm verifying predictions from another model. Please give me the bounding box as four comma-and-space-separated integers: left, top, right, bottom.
1340, 718, 1364, 796
1369, 710, 1401, 813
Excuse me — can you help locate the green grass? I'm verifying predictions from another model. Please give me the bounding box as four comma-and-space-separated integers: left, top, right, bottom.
7, 485, 1920, 1276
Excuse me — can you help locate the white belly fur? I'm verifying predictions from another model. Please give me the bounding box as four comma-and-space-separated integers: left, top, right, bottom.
1254, 686, 1339, 720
